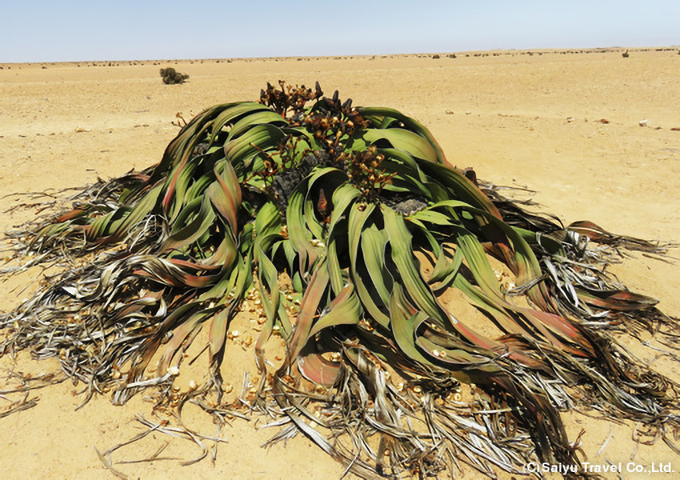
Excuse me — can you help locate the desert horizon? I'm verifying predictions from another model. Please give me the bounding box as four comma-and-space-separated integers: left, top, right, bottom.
2, 45, 679, 67
1, 46, 679, 479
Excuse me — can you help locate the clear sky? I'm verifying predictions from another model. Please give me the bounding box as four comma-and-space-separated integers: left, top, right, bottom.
3, 0, 679, 63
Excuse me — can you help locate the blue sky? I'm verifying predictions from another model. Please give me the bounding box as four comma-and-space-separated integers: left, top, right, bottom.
3, 1, 678, 63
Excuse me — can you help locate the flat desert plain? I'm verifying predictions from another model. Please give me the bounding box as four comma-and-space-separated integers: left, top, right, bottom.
1, 48, 679, 479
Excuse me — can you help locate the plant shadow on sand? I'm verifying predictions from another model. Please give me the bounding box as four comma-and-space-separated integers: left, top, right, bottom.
1, 81, 679, 479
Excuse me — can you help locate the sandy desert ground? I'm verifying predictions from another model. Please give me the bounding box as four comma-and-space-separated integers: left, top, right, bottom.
1, 48, 679, 479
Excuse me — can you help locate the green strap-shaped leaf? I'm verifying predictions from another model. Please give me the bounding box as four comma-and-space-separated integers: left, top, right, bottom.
165, 160, 198, 221
359, 106, 449, 165
224, 124, 287, 165
409, 208, 454, 227
326, 183, 359, 294
383, 207, 446, 326
456, 231, 504, 299
388, 284, 434, 366
304, 168, 336, 240
348, 203, 391, 328
378, 148, 428, 183
254, 242, 285, 371
286, 177, 321, 276
209, 158, 242, 234
255, 235, 282, 320
158, 104, 239, 212
192, 249, 239, 300
84, 207, 129, 241
360, 224, 393, 305
153, 103, 231, 181
433, 211, 595, 357
160, 194, 216, 253
361, 128, 439, 164
226, 110, 288, 142
415, 161, 503, 220
286, 262, 330, 363
255, 201, 282, 239
309, 283, 362, 337
428, 244, 464, 288
417, 199, 545, 305
209, 102, 273, 142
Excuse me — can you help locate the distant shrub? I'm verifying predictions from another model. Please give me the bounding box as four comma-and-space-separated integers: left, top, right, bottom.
160, 67, 189, 85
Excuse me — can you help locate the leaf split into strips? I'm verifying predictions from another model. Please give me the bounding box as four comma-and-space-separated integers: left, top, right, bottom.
1, 81, 679, 478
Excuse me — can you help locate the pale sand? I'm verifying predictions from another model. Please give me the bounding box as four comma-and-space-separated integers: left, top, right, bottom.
1, 49, 679, 479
